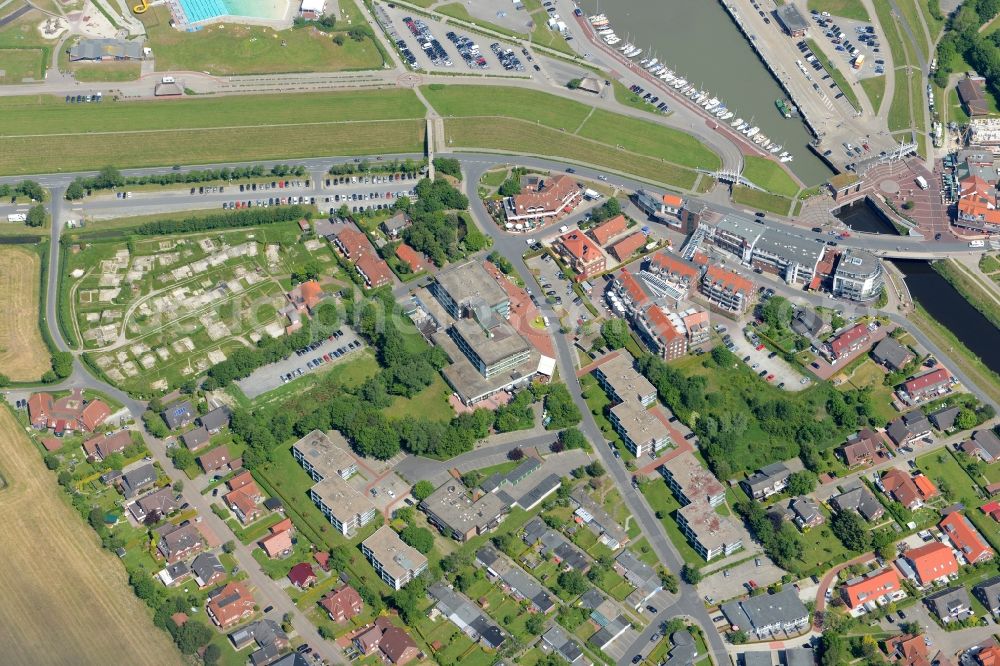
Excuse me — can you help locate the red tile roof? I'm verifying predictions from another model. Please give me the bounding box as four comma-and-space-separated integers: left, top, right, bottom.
225, 487, 261, 520
940, 512, 994, 564
703, 265, 753, 295
270, 518, 293, 534
841, 567, 900, 608
260, 529, 293, 558
616, 269, 648, 307
509, 175, 579, 217
288, 562, 316, 588
645, 306, 683, 342
829, 323, 870, 358
559, 231, 602, 264
662, 193, 684, 208
610, 232, 647, 262
649, 252, 700, 282
83, 430, 131, 459
902, 368, 952, 396
395, 243, 426, 273
298, 280, 323, 309
335, 227, 372, 259
206, 582, 255, 628
903, 541, 959, 585
320, 585, 364, 622
356, 253, 393, 288
591, 215, 628, 245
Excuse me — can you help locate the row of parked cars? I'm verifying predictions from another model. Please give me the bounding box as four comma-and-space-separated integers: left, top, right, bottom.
403, 16, 452, 67
325, 173, 416, 186
222, 196, 315, 209
445, 31, 489, 70
65, 93, 102, 103
326, 189, 415, 203
491, 42, 524, 72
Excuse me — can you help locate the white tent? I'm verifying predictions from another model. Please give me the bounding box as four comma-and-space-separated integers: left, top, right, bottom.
300, 0, 325, 13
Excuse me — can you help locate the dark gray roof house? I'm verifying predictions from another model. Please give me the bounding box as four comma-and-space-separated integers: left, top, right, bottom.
200, 406, 231, 433
974, 575, 1000, 615
428, 581, 506, 649
791, 309, 825, 339
721, 588, 809, 638
830, 485, 884, 522
664, 630, 697, 666
522, 517, 548, 545
229, 618, 288, 650
741, 653, 774, 666
886, 412, 932, 446
269, 654, 310, 666
120, 463, 157, 498
516, 474, 562, 511
776, 4, 809, 36
128, 487, 179, 522
542, 626, 585, 665
68, 38, 144, 61
538, 529, 590, 571
380, 212, 410, 237
741, 462, 791, 500
925, 586, 972, 623
182, 426, 211, 451
782, 647, 815, 666
482, 458, 540, 493
961, 429, 1000, 462
871, 338, 914, 373
162, 401, 195, 430
191, 552, 226, 587
929, 406, 961, 432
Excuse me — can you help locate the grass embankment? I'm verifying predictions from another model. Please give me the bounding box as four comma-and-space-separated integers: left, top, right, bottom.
932, 259, 1000, 330
859, 76, 887, 114
875, 0, 925, 138
0, 90, 425, 175
731, 185, 793, 215
806, 0, 869, 21
435, 3, 526, 39
741, 156, 799, 198
893, 0, 931, 62
807, 39, 861, 113
423, 84, 720, 190
140, 6, 384, 74
907, 303, 1000, 402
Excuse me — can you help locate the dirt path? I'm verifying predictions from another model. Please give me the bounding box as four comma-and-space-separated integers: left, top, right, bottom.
0, 407, 182, 666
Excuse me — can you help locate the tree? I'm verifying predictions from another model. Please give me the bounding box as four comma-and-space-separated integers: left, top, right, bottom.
223, 540, 236, 554
170, 447, 195, 471
557, 570, 589, 596
526, 613, 546, 635
498, 177, 521, 196
727, 630, 748, 644
820, 632, 844, 666
559, 427, 588, 450
831, 510, 870, 552
143, 410, 170, 438
174, 621, 213, 654
65, 180, 86, 200
956, 408, 979, 430
17, 180, 44, 201
600, 318, 630, 350
202, 642, 221, 665
567, 78, 582, 89
544, 384, 582, 430
786, 470, 818, 496
399, 525, 435, 554
660, 571, 678, 594
585, 461, 605, 477
25, 204, 47, 228
43, 454, 59, 470
681, 564, 702, 584
412, 480, 435, 500
508, 447, 525, 461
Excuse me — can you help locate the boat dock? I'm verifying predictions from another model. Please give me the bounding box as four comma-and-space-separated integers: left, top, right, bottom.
716, 0, 894, 162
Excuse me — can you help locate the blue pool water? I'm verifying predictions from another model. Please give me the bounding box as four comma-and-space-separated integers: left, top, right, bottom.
175, 0, 286, 23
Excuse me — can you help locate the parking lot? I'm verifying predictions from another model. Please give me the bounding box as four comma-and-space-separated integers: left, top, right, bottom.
809, 10, 885, 76
376, 2, 532, 75
698, 555, 784, 607
723, 321, 810, 392
525, 251, 595, 334
235, 328, 363, 399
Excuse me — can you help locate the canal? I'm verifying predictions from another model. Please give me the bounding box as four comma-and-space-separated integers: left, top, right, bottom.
893, 260, 1000, 376
832, 200, 1000, 374
579, 0, 834, 185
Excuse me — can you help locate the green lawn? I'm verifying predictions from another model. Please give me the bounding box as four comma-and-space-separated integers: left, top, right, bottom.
0, 48, 44, 83
789, 509, 854, 576
731, 185, 793, 215
807, 0, 869, 21
140, 6, 384, 74
0, 90, 425, 175
388, 374, 454, 423
434, 3, 526, 39
915, 449, 1000, 551
840, 359, 898, 423
444, 117, 699, 190
424, 84, 720, 172
641, 480, 706, 565
887, 71, 914, 132
892, 0, 930, 62
741, 156, 800, 197
611, 79, 659, 115
860, 76, 887, 114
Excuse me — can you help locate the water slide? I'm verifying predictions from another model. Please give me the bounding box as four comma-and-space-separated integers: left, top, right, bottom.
132, 0, 148, 13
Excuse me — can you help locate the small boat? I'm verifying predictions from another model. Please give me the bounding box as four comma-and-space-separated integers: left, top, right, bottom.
705, 98, 720, 111
678, 83, 690, 92
645, 58, 658, 69
778, 151, 789, 158
630, 47, 642, 57
721, 111, 734, 121
598, 28, 614, 35
661, 72, 675, 82
714, 106, 727, 117
775, 98, 792, 118
780, 155, 794, 163
640, 58, 650, 67
745, 126, 759, 137
731, 117, 743, 127
769, 144, 782, 153
737, 122, 748, 131
674, 78, 687, 88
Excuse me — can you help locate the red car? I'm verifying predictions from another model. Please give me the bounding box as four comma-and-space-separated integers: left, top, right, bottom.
766, 374, 775, 381
756, 344, 765, 351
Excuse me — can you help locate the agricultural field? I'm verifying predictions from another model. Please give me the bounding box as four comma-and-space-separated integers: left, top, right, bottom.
0, 90, 426, 175
0, 245, 51, 381
140, 6, 384, 75
0, 406, 182, 665
70, 221, 336, 394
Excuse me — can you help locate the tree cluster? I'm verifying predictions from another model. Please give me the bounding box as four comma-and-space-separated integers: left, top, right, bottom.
329, 158, 424, 176
934, 1, 1000, 99
134, 205, 308, 236
735, 500, 803, 570
432, 157, 462, 179
65, 164, 308, 200
587, 197, 621, 225
0, 180, 44, 201
542, 383, 582, 430
399, 179, 481, 267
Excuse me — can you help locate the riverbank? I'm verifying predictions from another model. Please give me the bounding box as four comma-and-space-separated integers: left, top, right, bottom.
932, 258, 1000, 331
907, 302, 1000, 401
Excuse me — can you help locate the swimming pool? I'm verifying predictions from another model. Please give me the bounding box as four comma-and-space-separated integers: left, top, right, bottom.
175, 0, 287, 24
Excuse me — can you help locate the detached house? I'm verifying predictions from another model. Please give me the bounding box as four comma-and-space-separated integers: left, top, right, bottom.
898, 541, 958, 587
741, 463, 791, 501
207, 581, 256, 629
157, 523, 204, 564
940, 512, 994, 565
557, 230, 606, 279
880, 468, 937, 510
320, 585, 363, 623
840, 567, 902, 610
